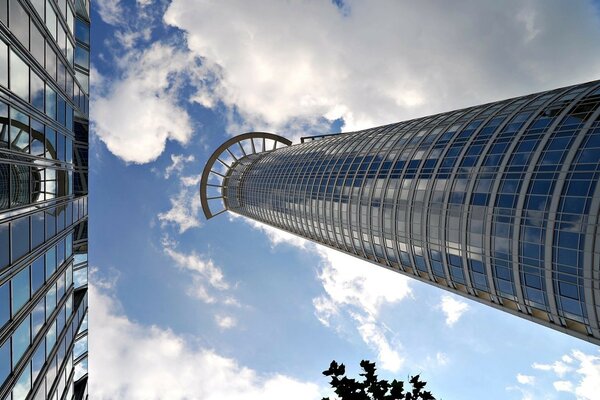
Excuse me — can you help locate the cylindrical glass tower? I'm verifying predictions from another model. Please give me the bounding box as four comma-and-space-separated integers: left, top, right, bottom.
201, 80, 600, 344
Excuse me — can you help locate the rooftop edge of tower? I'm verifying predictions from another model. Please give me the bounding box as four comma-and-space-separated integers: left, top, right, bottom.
199, 132, 292, 220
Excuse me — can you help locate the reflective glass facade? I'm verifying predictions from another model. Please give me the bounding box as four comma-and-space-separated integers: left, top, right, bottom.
0, 0, 89, 398
211, 80, 600, 344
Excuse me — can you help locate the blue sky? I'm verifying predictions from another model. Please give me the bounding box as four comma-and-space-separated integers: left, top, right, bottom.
89, 0, 600, 398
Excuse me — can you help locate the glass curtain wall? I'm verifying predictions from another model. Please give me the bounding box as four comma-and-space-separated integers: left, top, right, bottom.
223, 80, 600, 345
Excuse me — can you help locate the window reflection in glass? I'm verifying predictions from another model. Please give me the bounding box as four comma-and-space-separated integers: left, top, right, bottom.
0, 338, 9, 386
45, 85, 57, 120
30, 21, 45, 66
45, 0, 56, 39
31, 342, 44, 385
9, 0, 29, 49
45, 42, 56, 79
75, 45, 89, 69
11, 360, 31, 400
11, 216, 30, 262
0, 281, 9, 327
10, 107, 30, 153
12, 315, 30, 367
73, 356, 87, 380
45, 283, 56, 320
10, 50, 29, 101
30, 119, 44, 157
73, 266, 87, 288
45, 207, 56, 239
0, 39, 7, 87
11, 265, 30, 316
31, 71, 44, 112
75, 18, 89, 45
31, 297, 44, 338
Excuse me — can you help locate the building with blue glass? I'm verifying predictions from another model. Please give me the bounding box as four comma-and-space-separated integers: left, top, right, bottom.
201, 79, 600, 345
0, 0, 90, 398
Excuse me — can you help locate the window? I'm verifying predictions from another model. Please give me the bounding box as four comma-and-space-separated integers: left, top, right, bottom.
31, 70, 44, 112
45, 245, 56, 277
12, 357, 31, 400
0, 223, 8, 269
75, 44, 89, 69
11, 266, 29, 315
45, 283, 56, 319
0, 39, 7, 87
0, 281, 9, 327
31, 298, 44, 337
31, 211, 44, 247
12, 315, 30, 367
10, 50, 29, 101
45, 42, 56, 79
31, 342, 44, 384
10, 107, 29, 153
9, 0, 29, 48
30, 120, 44, 157
31, 256, 44, 293
11, 216, 30, 262
75, 18, 89, 45
45, 0, 56, 39
45, 208, 55, 239
0, 339, 9, 386
45, 84, 56, 120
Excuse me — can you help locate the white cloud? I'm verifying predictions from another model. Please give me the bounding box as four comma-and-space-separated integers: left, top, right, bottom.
435, 352, 449, 367
157, 186, 202, 233
237, 216, 410, 372
516, 374, 535, 385
165, 154, 196, 179
95, 0, 123, 25
215, 314, 237, 330
89, 284, 322, 399
532, 360, 573, 378
164, 0, 600, 135
92, 43, 194, 164
439, 295, 469, 326
526, 350, 600, 400
553, 380, 573, 392
162, 237, 235, 306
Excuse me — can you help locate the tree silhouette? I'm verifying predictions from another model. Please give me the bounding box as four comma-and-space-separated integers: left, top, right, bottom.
322, 360, 436, 400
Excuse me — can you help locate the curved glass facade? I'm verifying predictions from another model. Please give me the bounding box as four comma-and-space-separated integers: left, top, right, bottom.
0, 0, 90, 398
218, 79, 600, 344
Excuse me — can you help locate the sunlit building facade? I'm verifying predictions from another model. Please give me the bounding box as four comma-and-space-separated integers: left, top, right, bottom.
202, 79, 600, 344
0, 0, 90, 398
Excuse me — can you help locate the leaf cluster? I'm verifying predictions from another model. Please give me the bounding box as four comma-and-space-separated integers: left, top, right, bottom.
322, 360, 435, 400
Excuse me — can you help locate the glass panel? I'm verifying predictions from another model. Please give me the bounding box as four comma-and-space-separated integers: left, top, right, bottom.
74, 45, 88, 69
75, 18, 89, 45
30, 23, 44, 66
31, 297, 44, 338
75, 70, 88, 94
31, 211, 44, 247
45, 42, 56, 79
12, 315, 30, 367
31, 0, 43, 19
0, 281, 9, 327
31, 70, 44, 111
9, 0, 29, 48
45, 246, 56, 277
11, 216, 30, 262
31, 342, 44, 384
45, 283, 55, 319
45, 0, 56, 39
0, 39, 7, 87
45, 320, 56, 353
73, 266, 86, 288
45, 207, 55, 239
31, 256, 44, 293
12, 361, 31, 400
45, 84, 56, 120
10, 50, 29, 101
0, 339, 9, 386
73, 334, 86, 359
0, 222, 8, 268
0, 0, 6, 24
10, 107, 29, 153
11, 265, 30, 315
30, 120, 44, 157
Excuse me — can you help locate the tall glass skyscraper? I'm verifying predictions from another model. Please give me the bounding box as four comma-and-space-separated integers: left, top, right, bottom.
0, 0, 89, 398
201, 80, 600, 345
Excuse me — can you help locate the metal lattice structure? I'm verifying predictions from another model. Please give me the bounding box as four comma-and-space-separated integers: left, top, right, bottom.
202, 80, 600, 345
200, 132, 292, 219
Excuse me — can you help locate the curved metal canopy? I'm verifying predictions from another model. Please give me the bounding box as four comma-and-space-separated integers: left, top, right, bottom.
199, 132, 292, 219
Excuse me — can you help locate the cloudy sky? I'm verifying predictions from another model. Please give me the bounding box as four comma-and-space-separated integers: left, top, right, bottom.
89, 0, 600, 399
